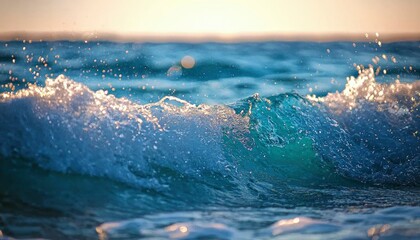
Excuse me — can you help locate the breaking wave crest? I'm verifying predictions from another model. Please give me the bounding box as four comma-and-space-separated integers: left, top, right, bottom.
0, 69, 419, 189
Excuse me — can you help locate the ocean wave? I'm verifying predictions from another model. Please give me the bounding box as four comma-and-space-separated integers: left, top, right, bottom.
308, 67, 419, 184
0, 75, 249, 189
0, 70, 419, 188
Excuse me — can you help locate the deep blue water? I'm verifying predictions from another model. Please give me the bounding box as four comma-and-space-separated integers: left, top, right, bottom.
0, 40, 419, 239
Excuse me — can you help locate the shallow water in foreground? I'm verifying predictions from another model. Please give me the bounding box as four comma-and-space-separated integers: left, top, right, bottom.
0, 41, 419, 239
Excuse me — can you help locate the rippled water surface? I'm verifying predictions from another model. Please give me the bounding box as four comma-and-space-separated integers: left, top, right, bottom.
0, 40, 419, 239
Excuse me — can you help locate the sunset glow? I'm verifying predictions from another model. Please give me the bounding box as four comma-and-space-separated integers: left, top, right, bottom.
1, 0, 419, 41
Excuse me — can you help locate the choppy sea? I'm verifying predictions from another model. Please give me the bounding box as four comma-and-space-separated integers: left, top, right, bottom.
0, 40, 419, 239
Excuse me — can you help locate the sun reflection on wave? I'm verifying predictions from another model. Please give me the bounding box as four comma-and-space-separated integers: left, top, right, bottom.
308, 67, 419, 115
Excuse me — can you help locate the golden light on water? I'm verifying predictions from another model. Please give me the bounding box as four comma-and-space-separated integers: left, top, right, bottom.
179, 225, 188, 233
367, 224, 391, 239
275, 217, 300, 226
307, 66, 420, 115
271, 217, 316, 236
165, 223, 190, 238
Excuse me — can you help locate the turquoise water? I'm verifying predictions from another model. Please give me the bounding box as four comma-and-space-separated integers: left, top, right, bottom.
0, 41, 419, 239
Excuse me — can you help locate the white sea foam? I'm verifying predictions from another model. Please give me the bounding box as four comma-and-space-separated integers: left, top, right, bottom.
0, 75, 249, 188
1, 72, 418, 186
307, 67, 420, 184
308, 67, 420, 115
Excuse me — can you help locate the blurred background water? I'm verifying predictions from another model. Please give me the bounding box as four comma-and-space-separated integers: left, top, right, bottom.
1, 41, 418, 103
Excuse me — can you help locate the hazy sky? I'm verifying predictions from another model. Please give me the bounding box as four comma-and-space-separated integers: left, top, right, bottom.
0, 0, 419, 37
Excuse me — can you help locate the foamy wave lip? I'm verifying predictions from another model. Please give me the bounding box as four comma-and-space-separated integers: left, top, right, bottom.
0, 75, 249, 188
1, 72, 419, 187
308, 67, 420, 115
307, 67, 420, 185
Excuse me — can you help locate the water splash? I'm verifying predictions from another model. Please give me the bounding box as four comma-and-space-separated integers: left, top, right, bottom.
0, 75, 249, 188
308, 67, 420, 115
307, 67, 420, 185
0, 72, 419, 188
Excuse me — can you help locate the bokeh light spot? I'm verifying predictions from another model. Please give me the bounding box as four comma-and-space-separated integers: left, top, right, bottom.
181, 55, 195, 69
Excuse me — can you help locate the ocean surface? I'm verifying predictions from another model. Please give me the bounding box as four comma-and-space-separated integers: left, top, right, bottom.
0, 40, 419, 239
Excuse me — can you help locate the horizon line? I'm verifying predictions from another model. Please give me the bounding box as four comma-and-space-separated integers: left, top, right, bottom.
1, 31, 420, 43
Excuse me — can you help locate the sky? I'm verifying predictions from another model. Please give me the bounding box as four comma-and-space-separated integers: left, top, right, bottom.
0, 0, 419, 40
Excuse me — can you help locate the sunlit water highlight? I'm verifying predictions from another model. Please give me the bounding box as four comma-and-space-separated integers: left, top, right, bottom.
0, 41, 419, 239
